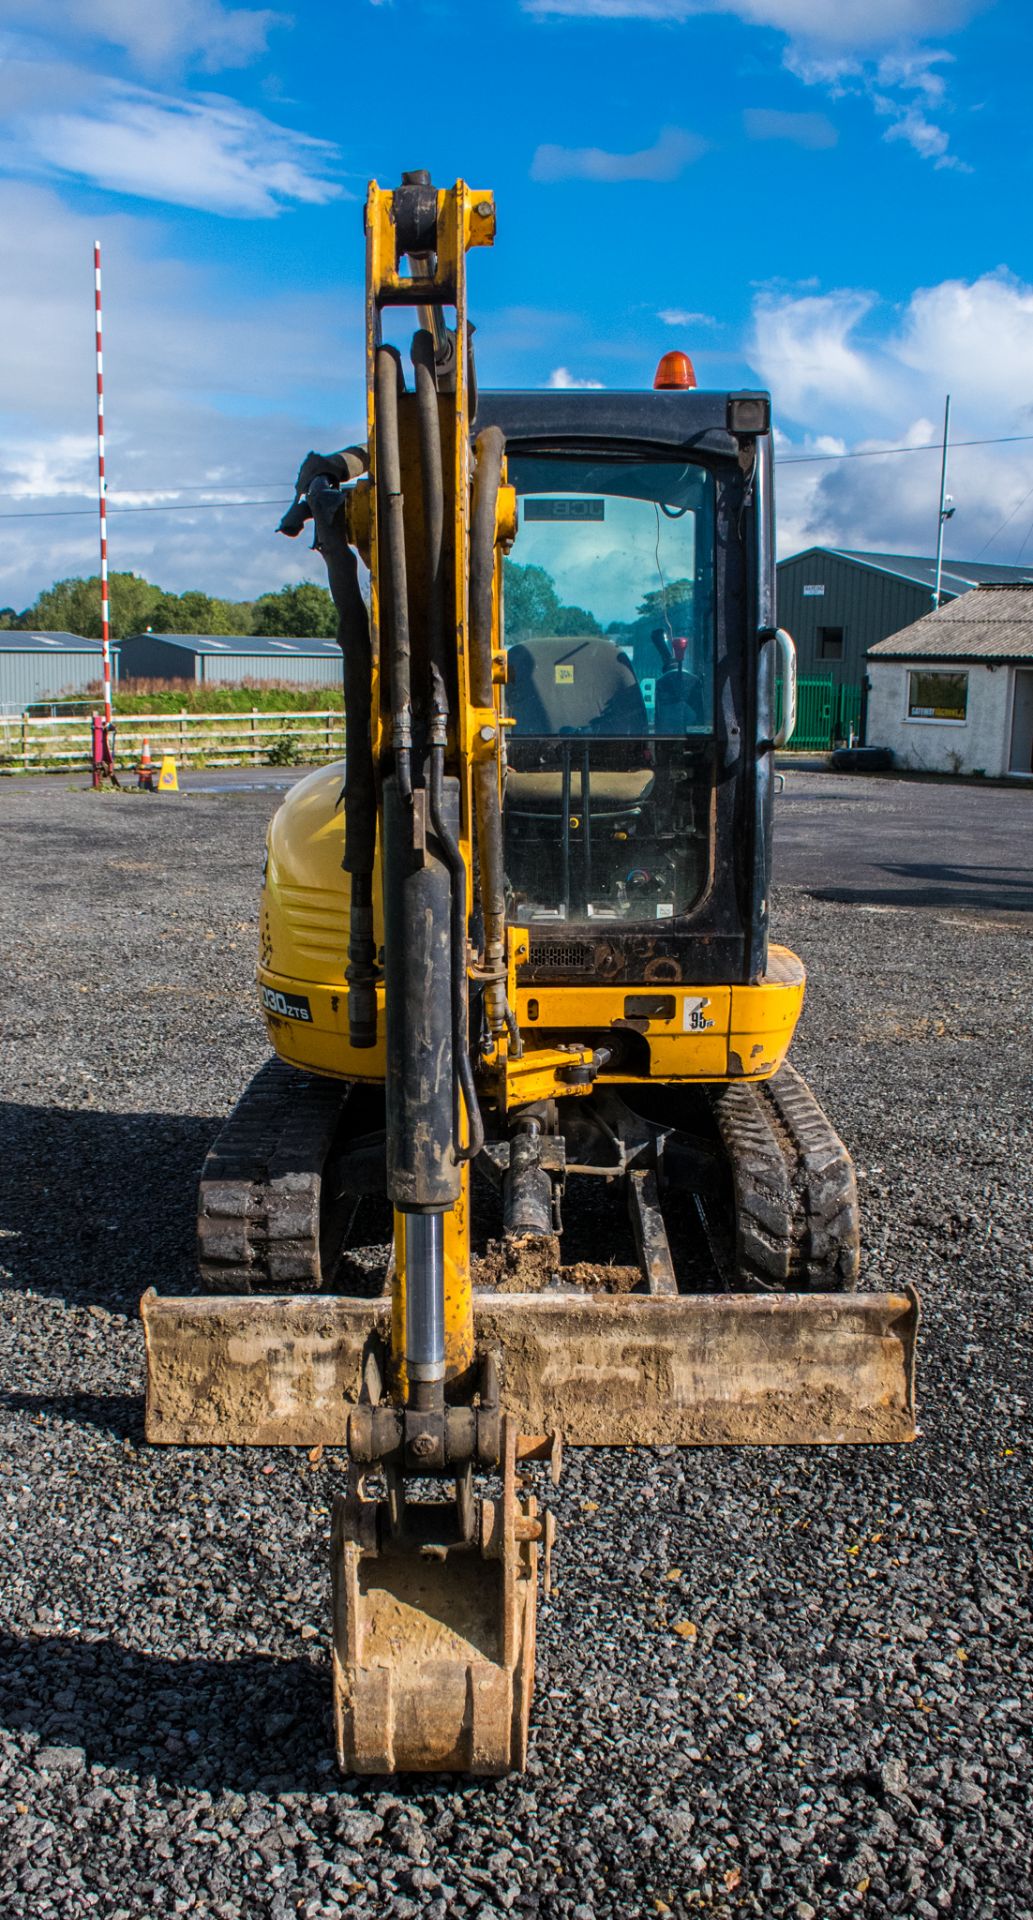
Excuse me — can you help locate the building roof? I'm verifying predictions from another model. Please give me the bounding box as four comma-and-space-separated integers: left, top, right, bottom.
0, 630, 107, 652
123, 631, 339, 656
868, 584, 1033, 661
780, 547, 1033, 597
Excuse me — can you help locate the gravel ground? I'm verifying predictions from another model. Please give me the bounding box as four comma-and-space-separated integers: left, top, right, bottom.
1, 772, 1030, 1920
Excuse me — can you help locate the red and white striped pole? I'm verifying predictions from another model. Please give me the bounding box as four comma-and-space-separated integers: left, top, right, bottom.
94, 240, 113, 733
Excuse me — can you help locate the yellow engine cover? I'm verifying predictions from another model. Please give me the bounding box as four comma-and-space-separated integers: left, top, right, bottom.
257, 761, 805, 1085
259, 762, 386, 1081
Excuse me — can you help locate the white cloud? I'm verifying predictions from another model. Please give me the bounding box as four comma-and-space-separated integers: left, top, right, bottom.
749, 272, 1033, 560
787, 40, 967, 169
750, 289, 886, 422
0, 183, 365, 608
783, 55, 965, 170
743, 107, 838, 148
525, 0, 695, 13
862, 52, 967, 168
781, 47, 859, 91
876, 47, 953, 102
877, 101, 968, 171
525, 0, 977, 168
523, 0, 978, 49
531, 126, 704, 184
0, 1, 282, 73
547, 367, 606, 388
1, 78, 341, 216
658, 308, 717, 327
737, 0, 975, 39
894, 274, 1033, 410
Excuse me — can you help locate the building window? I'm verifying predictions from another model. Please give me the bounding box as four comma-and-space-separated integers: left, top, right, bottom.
818, 626, 844, 661
907, 669, 968, 723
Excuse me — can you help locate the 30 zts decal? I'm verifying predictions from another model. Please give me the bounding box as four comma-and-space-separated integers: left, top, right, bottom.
260, 985, 312, 1023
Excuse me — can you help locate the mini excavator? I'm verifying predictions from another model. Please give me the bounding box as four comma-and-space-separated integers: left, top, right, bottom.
142, 173, 918, 1776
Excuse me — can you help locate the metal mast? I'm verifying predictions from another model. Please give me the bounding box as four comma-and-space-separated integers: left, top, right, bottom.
933, 393, 952, 608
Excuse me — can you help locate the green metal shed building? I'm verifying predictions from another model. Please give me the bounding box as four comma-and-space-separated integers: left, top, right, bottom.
118, 631, 341, 687
777, 549, 1033, 692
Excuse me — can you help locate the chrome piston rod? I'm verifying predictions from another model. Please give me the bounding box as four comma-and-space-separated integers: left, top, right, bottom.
405, 1212, 446, 1396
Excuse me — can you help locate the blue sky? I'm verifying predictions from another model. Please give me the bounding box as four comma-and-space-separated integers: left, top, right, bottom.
2, 0, 1032, 607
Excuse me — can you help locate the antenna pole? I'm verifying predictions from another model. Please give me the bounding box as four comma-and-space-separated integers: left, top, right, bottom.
933, 393, 951, 609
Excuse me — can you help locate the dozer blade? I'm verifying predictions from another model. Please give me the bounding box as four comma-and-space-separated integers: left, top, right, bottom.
142, 1285, 918, 1449
331, 1421, 540, 1775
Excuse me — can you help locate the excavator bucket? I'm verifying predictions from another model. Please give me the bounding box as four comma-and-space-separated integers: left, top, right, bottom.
330, 1422, 543, 1774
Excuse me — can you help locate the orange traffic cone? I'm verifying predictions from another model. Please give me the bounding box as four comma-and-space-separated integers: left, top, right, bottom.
138, 736, 154, 791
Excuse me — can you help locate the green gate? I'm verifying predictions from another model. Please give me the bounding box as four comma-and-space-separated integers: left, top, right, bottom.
775, 677, 863, 752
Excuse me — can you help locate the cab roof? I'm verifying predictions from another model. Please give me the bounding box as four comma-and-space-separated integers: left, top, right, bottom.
474, 388, 767, 459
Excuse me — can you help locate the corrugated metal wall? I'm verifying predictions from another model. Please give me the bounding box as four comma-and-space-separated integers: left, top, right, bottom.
118, 635, 340, 687
118, 636, 200, 682
0, 650, 109, 708
200, 651, 341, 687
777, 554, 930, 689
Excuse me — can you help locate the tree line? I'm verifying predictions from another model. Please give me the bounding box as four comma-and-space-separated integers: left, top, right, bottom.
0, 573, 338, 640
2, 563, 595, 643
0, 560, 688, 646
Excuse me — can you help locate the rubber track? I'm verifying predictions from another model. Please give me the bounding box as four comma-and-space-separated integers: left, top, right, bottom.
197, 1059, 857, 1296
709, 1063, 860, 1292
197, 1058, 351, 1293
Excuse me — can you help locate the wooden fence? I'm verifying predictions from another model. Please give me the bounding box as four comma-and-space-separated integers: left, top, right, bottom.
0, 708, 345, 772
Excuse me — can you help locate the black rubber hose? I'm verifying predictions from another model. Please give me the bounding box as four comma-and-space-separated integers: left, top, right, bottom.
468, 429, 510, 1035
308, 475, 378, 1048
411, 329, 447, 698
414, 339, 482, 1151
374, 345, 413, 801
469, 427, 504, 707
428, 694, 484, 1164
466, 320, 478, 423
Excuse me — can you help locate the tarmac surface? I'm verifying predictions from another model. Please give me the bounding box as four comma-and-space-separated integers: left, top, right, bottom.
772, 773, 1033, 921
0, 768, 1030, 1920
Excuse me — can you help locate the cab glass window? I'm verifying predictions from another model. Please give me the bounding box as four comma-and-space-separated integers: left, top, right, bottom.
501, 455, 716, 926
504, 456, 715, 736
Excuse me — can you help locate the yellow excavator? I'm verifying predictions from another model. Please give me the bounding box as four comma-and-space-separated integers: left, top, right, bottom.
142, 172, 917, 1776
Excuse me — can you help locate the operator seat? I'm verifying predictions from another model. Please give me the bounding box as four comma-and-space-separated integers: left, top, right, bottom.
505, 636, 655, 815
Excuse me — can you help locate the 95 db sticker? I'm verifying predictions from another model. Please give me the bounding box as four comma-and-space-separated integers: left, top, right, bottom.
260, 985, 312, 1023
683, 996, 714, 1033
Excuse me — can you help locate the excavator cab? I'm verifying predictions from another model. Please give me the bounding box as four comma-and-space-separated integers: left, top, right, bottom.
480, 407, 774, 996
141, 172, 918, 1781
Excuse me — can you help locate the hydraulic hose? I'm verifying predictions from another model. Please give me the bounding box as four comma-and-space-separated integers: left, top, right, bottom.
412, 330, 485, 1158
414, 342, 483, 1162
468, 427, 511, 1040
468, 428, 504, 706
411, 329, 447, 694
374, 345, 414, 801
308, 474, 378, 1048
428, 689, 485, 1164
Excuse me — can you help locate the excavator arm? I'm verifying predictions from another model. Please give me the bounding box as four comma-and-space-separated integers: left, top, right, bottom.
309, 173, 549, 1775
